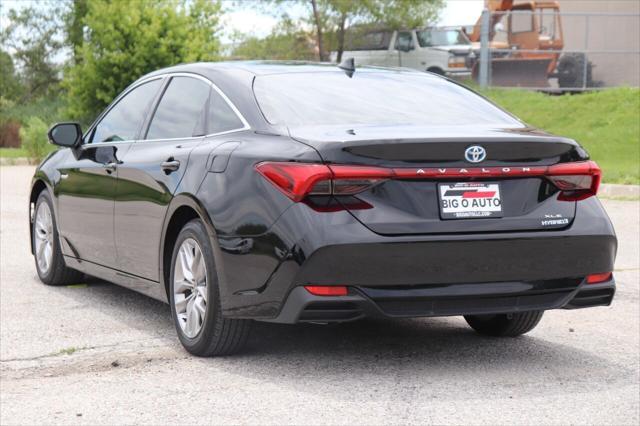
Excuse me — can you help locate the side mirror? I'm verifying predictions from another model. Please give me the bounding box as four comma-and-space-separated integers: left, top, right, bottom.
48, 122, 83, 148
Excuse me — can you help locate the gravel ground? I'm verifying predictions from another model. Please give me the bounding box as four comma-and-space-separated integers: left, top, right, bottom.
1, 165, 638, 425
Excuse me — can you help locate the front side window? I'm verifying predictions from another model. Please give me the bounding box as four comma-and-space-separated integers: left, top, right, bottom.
395, 32, 414, 51
538, 8, 559, 40
91, 79, 162, 143
146, 76, 210, 140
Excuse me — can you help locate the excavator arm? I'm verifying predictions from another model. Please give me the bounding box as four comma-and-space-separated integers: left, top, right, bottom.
469, 0, 514, 43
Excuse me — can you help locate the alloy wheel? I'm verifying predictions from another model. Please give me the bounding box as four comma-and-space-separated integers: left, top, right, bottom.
34, 201, 54, 275
173, 238, 208, 338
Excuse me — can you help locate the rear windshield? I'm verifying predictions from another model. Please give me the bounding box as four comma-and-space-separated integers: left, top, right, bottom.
253, 71, 520, 127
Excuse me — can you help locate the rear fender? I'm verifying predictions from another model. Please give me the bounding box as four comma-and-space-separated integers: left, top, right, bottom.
159, 194, 229, 305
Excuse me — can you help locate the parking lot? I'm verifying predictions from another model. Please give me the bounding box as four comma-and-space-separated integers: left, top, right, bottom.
1, 165, 638, 425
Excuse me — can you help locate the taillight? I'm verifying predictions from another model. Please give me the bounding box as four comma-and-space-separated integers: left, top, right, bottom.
547, 161, 601, 201
255, 162, 390, 202
256, 160, 601, 202
330, 165, 393, 195
255, 162, 332, 202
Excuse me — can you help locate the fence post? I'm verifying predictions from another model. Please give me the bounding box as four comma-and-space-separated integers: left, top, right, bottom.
583, 15, 590, 89
479, 8, 490, 89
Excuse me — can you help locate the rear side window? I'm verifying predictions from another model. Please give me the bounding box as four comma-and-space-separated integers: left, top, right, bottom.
91, 79, 162, 143
417, 29, 470, 47
345, 30, 392, 51
207, 89, 245, 134
146, 76, 210, 140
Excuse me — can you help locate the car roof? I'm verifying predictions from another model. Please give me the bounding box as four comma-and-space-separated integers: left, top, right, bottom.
140, 60, 427, 78
131, 61, 441, 131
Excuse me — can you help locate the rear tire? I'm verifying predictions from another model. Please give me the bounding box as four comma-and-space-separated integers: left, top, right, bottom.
169, 219, 251, 356
464, 311, 544, 337
32, 191, 83, 286
557, 53, 593, 89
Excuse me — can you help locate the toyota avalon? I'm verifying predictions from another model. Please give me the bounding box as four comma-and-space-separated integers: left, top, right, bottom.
31, 61, 616, 356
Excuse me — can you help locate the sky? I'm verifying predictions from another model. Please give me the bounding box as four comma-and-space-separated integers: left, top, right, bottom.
1, 0, 485, 40
222, 1, 484, 39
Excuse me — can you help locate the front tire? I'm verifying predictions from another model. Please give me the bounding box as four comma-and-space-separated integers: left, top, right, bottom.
464, 311, 544, 337
32, 191, 83, 286
427, 67, 445, 76
169, 219, 251, 356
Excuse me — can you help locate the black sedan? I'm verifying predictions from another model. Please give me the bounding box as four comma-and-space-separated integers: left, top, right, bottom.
31, 62, 616, 356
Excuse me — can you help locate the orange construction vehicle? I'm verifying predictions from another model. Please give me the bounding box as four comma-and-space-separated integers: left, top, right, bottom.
469, 0, 593, 88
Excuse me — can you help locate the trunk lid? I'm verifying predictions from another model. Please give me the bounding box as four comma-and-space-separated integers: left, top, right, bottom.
290, 124, 588, 235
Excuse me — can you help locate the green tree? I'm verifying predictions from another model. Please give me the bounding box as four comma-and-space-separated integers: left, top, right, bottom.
65, 0, 223, 123
231, 19, 316, 60
0, 3, 66, 100
262, 0, 444, 62
0, 50, 22, 100
63, 0, 89, 64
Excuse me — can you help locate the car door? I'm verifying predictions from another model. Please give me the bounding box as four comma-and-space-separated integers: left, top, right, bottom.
56, 78, 163, 268
394, 30, 419, 69
114, 75, 214, 281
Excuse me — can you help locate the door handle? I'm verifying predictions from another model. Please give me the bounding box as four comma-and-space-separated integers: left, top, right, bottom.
161, 159, 180, 173
104, 162, 117, 173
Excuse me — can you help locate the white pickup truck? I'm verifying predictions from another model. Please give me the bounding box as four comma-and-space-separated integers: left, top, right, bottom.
333, 27, 475, 78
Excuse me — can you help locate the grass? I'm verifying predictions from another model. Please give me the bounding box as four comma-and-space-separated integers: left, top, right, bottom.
0, 147, 28, 158
58, 347, 79, 356
481, 87, 640, 185
2, 88, 638, 184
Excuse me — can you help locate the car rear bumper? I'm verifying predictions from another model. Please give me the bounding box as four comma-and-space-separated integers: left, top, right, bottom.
220, 197, 616, 321
264, 277, 615, 323
292, 235, 615, 287
445, 69, 472, 78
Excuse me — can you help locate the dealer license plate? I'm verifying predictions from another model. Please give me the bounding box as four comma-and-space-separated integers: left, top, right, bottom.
438, 182, 503, 219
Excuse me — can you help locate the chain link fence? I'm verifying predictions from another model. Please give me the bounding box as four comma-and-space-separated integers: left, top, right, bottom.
473, 10, 640, 91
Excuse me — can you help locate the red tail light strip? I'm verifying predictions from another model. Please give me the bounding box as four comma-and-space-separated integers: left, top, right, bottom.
586, 272, 613, 284
391, 166, 547, 179
255, 161, 601, 202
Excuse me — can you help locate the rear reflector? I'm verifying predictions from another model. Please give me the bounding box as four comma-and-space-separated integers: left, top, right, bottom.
304, 285, 348, 296
586, 272, 613, 284
256, 161, 601, 202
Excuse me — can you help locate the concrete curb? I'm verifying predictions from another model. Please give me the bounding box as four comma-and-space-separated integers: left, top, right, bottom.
599, 184, 640, 199
0, 157, 32, 166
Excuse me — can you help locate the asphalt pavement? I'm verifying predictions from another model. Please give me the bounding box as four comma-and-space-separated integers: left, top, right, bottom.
1, 165, 638, 425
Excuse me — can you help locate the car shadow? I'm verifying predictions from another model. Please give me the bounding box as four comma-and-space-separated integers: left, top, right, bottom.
228, 318, 633, 401
52, 277, 633, 399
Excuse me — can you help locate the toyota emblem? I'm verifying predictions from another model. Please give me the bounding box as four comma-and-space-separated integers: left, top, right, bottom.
464, 145, 487, 163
